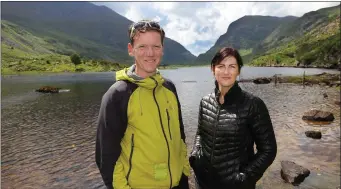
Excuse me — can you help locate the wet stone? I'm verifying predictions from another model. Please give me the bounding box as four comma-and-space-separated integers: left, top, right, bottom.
305, 131, 322, 139
323, 93, 328, 98
253, 77, 271, 84
302, 110, 335, 121
281, 161, 310, 186
36, 86, 61, 93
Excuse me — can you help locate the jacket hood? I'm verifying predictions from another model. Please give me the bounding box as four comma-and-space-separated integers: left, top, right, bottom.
115, 66, 164, 89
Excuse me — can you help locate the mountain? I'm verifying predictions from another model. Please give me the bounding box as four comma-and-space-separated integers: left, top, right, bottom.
251, 5, 340, 68
195, 16, 297, 64
258, 5, 340, 54
1, 2, 196, 65
1, 20, 125, 73
195, 4, 340, 69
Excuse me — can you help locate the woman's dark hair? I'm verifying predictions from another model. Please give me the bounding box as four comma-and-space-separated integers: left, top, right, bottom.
211, 47, 243, 71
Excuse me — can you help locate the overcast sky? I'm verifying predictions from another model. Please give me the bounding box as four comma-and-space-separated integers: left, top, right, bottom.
93, 2, 339, 56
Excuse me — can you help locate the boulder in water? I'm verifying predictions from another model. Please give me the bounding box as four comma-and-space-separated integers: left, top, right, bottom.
281, 161, 310, 185
253, 77, 271, 84
302, 110, 334, 121
36, 86, 61, 93
305, 131, 322, 139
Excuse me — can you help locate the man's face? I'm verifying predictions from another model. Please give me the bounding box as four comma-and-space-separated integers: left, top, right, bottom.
212, 56, 240, 88
128, 31, 163, 78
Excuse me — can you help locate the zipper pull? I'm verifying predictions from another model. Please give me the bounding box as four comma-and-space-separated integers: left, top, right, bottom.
166, 109, 170, 120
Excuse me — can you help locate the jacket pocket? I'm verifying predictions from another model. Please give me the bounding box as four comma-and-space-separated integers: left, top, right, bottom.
126, 134, 135, 181
166, 109, 172, 140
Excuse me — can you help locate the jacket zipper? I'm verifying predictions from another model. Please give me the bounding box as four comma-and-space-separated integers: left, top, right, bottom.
151, 77, 172, 189
126, 134, 135, 180
166, 109, 172, 140
210, 106, 221, 163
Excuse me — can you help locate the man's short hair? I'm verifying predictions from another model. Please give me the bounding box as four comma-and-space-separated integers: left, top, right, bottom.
128, 19, 165, 45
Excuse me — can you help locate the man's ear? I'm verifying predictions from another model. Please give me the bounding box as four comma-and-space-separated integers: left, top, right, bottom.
128, 43, 134, 56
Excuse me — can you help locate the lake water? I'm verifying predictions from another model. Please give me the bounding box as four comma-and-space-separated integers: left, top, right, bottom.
1, 67, 340, 189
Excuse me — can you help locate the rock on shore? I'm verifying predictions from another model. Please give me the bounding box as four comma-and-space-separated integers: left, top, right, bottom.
281, 161, 310, 185
35, 86, 64, 93
305, 131, 322, 139
302, 110, 334, 121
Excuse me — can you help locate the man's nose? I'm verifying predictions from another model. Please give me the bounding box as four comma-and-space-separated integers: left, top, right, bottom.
146, 46, 154, 56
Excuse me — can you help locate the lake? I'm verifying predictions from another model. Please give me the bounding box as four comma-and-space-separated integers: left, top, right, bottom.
1, 66, 340, 189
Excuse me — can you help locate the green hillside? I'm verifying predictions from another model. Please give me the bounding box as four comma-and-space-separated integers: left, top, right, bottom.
1, 20, 127, 74
195, 4, 340, 69
195, 16, 296, 64
250, 5, 340, 68
1, 1, 196, 68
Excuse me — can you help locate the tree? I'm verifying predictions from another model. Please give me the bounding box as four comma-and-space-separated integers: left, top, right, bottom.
70, 53, 81, 66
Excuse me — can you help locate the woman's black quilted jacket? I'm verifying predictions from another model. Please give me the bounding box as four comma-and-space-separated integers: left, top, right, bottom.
190, 82, 277, 189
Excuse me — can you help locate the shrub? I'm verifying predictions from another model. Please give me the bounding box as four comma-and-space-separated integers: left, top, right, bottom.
70, 53, 81, 66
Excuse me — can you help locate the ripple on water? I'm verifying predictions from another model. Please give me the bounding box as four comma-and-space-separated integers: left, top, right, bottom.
1, 80, 340, 189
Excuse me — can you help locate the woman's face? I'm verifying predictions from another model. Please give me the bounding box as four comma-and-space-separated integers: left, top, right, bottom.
212, 56, 240, 88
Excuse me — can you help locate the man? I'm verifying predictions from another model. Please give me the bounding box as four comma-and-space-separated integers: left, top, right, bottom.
95, 20, 190, 189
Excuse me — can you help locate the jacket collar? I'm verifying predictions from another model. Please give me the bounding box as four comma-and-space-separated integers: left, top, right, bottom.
116, 66, 164, 90
214, 81, 242, 105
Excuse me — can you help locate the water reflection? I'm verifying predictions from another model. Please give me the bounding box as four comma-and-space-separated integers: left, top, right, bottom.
1, 67, 340, 189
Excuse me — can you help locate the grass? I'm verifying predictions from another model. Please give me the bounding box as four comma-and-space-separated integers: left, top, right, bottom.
2, 19, 133, 66
239, 48, 253, 56
1, 45, 129, 75
1, 19, 198, 75
279, 73, 340, 84
249, 10, 340, 68
2, 37, 200, 75
159, 64, 209, 69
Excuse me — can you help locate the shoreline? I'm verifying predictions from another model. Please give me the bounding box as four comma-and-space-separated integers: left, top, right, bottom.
2, 65, 340, 76
246, 65, 341, 70
239, 72, 340, 88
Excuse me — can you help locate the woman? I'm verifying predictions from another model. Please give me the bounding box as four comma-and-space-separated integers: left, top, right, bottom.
189, 47, 277, 189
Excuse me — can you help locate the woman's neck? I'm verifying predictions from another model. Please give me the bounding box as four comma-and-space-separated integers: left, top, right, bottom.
218, 84, 233, 104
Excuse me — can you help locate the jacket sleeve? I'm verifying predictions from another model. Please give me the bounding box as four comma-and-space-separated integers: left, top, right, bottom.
243, 97, 277, 183
172, 84, 190, 177
190, 100, 203, 158
95, 84, 129, 189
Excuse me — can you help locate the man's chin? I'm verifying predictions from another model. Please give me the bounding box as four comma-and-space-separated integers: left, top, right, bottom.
146, 65, 159, 71
145, 69, 158, 75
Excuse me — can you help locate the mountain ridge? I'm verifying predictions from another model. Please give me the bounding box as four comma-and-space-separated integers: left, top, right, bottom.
1, 1, 196, 65
1, 2, 340, 73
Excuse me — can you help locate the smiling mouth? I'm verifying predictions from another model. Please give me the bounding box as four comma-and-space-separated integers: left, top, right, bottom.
145, 60, 155, 63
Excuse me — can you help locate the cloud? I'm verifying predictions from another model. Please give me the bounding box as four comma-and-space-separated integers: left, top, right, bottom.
92, 2, 340, 56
